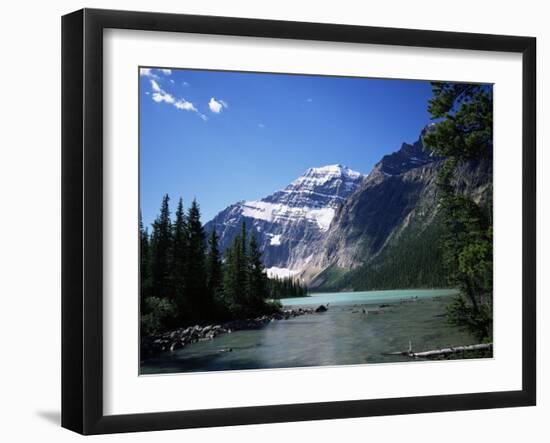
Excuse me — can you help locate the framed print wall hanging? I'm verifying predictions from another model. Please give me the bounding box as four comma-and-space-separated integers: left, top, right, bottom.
61, 8, 536, 435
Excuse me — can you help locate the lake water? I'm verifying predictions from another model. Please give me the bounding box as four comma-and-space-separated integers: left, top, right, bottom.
140, 289, 478, 374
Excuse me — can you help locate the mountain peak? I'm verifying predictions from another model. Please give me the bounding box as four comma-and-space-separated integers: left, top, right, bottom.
204, 162, 366, 275
292, 164, 363, 189
305, 164, 361, 177
372, 133, 435, 177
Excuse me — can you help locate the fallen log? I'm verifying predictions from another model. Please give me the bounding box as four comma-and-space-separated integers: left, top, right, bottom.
383, 343, 492, 359
411, 343, 492, 358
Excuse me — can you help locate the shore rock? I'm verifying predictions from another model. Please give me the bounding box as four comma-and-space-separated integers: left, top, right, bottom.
141, 307, 316, 357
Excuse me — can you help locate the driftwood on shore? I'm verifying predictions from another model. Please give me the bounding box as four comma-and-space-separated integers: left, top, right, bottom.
383, 343, 492, 359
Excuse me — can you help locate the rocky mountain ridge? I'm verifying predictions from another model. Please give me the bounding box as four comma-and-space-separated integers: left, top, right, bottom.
205, 126, 492, 290
204, 164, 366, 278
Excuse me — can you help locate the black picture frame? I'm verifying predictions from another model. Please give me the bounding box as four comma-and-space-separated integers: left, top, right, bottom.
62, 8, 536, 435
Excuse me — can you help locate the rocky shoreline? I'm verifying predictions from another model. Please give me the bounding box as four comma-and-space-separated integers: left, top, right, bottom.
141, 307, 320, 358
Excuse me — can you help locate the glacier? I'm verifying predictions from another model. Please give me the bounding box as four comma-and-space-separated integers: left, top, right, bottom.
204, 164, 366, 277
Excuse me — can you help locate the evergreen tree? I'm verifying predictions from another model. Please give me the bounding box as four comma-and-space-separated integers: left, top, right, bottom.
207, 229, 223, 308
185, 199, 209, 320
423, 82, 493, 341
240, 221, 247, 262
141, 196, 176, 335
268, 275, 308, 298
221, 239, 238, 312
150, 194, 173, 300
238, 222, 249, 303
424, 83, 492, 160
139, 211, 152, 310
172, 198, 188, 320
141, 195, 284, 336
222, 233, 247, 312
247, 233, 269, 311
322, 217, 449, 292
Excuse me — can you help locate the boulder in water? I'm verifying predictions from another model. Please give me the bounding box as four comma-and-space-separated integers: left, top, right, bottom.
315, 305, 328, 313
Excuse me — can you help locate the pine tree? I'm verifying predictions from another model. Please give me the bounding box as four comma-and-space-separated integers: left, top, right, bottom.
239, 222, 250, 304
247, 233, 268, 311
172, 198, 188, 320
240, 221, 247, 262
141, 195, 177, 335
219, 224, 252, 316
141, 195, 285, 334
225, 234, 246, 311
207, 229, 223, 309
139, 211, 152, 310
423, 82, 493, 341
150, 194, 173, 300
185, 199, 209, 320
268, 275, 308, 298
221, 239, 238, 312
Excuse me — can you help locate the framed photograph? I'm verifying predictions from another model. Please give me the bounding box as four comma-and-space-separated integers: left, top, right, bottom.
62, 8, 536, 435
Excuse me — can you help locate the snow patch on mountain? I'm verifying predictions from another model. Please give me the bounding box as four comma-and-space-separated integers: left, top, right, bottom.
204, 164, 366, 277
266, 267, 300, 279
241, 201, 336, 232
291, 164, 362, 188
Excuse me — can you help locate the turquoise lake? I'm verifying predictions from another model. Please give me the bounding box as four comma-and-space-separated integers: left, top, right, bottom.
140, 289, 478, 374
278, 288, 458, 307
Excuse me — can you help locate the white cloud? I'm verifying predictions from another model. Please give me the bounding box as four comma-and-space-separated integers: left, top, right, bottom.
149, 79, 175, 104
150, 79, 161, 92
182, 81, 190, 87
140, 67, 173, 79
152, 91, 175, 104
169, 79, 175, 84
148, 79, 207, 121
258, 123, 266, 128
140, 68, 158, 78
174, 99, 197, 111
306, 98, 313, 102
208, 97, 228, 114
208, 98, 222, 113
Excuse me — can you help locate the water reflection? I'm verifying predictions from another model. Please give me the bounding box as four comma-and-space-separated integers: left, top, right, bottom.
141, 289, 477, 374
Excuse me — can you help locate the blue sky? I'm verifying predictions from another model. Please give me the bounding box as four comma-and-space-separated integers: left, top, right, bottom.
139, 67, 434, 228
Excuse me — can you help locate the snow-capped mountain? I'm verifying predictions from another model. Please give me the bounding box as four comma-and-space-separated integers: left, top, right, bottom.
206, 125, 491, 290
204, 164, 366, 277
